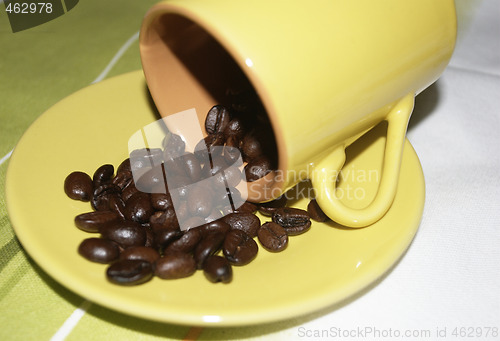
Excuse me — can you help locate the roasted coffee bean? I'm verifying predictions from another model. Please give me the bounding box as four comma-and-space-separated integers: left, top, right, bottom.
307, 199, 329, 222
211, 165, 242, 189
224, 117, 245, 139
78, 238, 120, 263
92, 184, 121, 211
112, 169, 133, 190
149, 208, 179, 230
187, 185, 213, 218
194, 232, 225, 268
117, 158, 131, 174
222, 212, 261, 238
272, 207, 311, 235
205, 105, 231, 135
257, 195, 287, 216
205, 154, 228, 177
162, 133, 186, 160
165, 227, 202, 253
106, 259, 153, 286
241, 133, 263, 161
154, 252, 196, 279
223, 229, 258, 265
74, 211, 120, 233
181, 153, 202, 182
194, 135, 223, 163
257, 222, 288, 252
151, 193, 173, 211
120, 246, 160, 264
124, 192, 154, 223
121, 180, 138, 202
214, 187, 243, 209
223, 138, 241, 164
201, 220, 231, 236
203, 255, 232, 283
135, 165, 166, 193
100, 221, 147, 248
93, 164, 114, 187
244, 156, 272, 182
108, 195, 126, 220
154, 227, 182, 250
234, 201, 258, 214
64, 171, 93, 201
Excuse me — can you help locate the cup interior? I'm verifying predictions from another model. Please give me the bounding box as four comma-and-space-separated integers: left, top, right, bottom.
140, 11, 280, 202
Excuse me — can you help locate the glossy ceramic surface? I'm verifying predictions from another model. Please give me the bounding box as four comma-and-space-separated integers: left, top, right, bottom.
6, 71, 425, 326
140, 0, 455, 207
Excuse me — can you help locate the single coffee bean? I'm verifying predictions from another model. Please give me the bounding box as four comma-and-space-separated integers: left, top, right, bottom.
194, 232, 225, 268
257, 195, 287, 216
154, 227, 183, 250
223, 138, 241, 164
64, 171, 93, 201
135, 165, 166, 194
307, 199, 329, 222
162, 133, 186, 160
222, 212, 261, 238
244, 156, 272, 182
117, 158, 131, 174
205, 105, 231, 135
121, 180, 138, 202
234, 201, 258, 214
93, 164, 114, 187
106, 259, 153, 286
181, 153, 202, 182
258, 222, 288, 252
165, 227, 203, 253
211, 165, 242, 189
154, 252, 196, 279
78, 238, 120, 263
125, 192, 154, 223
74, 211, 120, 233
108, 194, 126, 220
187, 185, 213, 218
149, 208, 179, 231
91, 184, 121, 211
201, 220, 231, 236
120, 246, 160, 264
224, 117, 245, 139
223, 229, 258, 265
241, 133, 263, 161
203, 255, 232, 283
100, 221, 147, 248
272, 207, 311, 235
151, 193, 173, 211
112, 169, 133, 190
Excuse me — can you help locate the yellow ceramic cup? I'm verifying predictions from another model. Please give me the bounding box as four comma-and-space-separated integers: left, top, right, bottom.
139, 0, 456, 227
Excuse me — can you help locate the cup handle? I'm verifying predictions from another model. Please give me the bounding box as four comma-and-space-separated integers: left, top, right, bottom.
311, 93, 415, 227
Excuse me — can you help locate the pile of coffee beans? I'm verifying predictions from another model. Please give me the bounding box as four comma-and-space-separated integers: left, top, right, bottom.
64, 104, 329, 285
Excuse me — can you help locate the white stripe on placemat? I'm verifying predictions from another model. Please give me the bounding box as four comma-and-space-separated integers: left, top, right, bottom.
91, 31, 140, 84
50, 300, 92, 341
0, 149, 13, 166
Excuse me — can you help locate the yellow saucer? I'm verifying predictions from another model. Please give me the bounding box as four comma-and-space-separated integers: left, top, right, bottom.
6, 71, 424, 326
